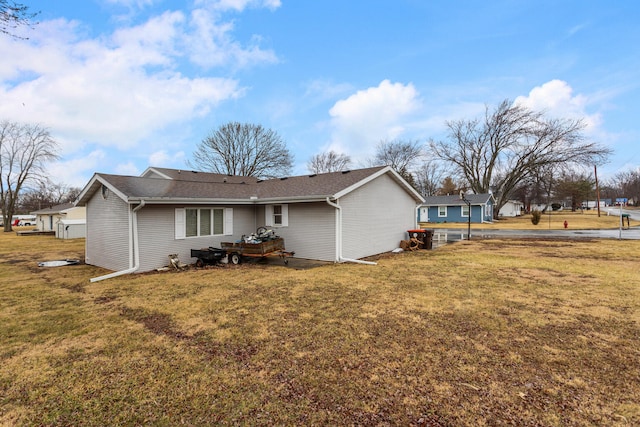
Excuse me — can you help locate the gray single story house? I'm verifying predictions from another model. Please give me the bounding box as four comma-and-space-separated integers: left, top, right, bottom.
75, 166, 425, 279
418, 193, 495, 223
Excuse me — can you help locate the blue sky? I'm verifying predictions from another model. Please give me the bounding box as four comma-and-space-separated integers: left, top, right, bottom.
1, 0, 639, 187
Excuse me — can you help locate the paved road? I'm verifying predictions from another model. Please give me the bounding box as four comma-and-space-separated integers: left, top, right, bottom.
604, 207, 640, 221
432, 226, 640, 243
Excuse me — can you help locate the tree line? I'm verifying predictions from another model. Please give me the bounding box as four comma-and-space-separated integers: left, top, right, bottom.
189, 99, 615, 217
1, 98, 630, 232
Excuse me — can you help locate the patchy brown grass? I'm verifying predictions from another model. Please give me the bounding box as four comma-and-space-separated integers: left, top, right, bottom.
1, 232, 639, 426
421, 209, 638, 230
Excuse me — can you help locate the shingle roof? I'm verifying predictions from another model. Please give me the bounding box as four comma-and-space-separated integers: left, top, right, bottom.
141, 167, 259, 184
421, 193, 494, 206
31, 202, 75, 215
76, 166, 423, 205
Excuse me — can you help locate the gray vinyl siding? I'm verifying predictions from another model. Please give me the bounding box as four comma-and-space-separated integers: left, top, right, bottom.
85, 191, 130, 271
135, 205, 256, 272
267, 201, 336, 261
340, 173, 417, 260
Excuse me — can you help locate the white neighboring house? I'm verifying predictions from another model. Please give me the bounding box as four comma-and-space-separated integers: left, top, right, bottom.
499, 200, 524, 217
31, 203, 86, 239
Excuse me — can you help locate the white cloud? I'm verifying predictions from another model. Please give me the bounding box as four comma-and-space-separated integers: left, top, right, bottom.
196, 0, 282, 12
0, 3, 282, 157
47, 150, 107, 188
186, 8, 278, 69
115, 162, 141, 176
149, 149, 184, 166
514, 79, 602, 130
327, 80, 421, 162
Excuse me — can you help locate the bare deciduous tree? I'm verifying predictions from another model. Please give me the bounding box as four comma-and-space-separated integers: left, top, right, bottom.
307, 150, 351, 174
188, 122, 293, 179
1, 120, 59, 231
369, 139, 424, 186
18, 180, 80, 213
614, 168, 640, 205
413, 159, 448, 197
430, 99, 611, 218
1, 0, 38, 38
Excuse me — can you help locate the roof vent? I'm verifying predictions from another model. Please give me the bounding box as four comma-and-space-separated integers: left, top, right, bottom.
280, 177, 288, 180
308, 174, 317, 178
341, 170, 351, 174
257, 179, 264, 183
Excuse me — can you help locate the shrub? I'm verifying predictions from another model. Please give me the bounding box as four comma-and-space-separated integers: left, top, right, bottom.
531, 210, 542, 225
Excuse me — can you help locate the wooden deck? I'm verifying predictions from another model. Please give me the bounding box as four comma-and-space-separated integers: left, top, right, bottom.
15, 230, 56, 236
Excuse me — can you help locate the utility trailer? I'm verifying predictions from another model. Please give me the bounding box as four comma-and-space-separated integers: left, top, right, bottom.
220, 237, 294, 265
190, 247, 227, 267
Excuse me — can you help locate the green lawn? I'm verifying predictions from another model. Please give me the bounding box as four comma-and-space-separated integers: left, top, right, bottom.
1, 231, 639, 426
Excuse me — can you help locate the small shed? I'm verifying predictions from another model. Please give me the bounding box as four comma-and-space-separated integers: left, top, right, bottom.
56, 219, 86, 239
499, 200, 524, 217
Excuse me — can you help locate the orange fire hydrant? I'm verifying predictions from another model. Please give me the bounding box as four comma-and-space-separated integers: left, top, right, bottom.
564, 220, 568, 229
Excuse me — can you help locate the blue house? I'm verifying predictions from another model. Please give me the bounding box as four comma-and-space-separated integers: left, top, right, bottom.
418, 193, 495, 224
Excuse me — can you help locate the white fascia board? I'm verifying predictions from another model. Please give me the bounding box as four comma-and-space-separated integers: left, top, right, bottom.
254, 195, 331, 204
129, 198, 254, 205
133, 195, 331, 205
75, 174, 128, 206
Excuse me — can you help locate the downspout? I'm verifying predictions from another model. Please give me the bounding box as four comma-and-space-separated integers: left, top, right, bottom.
90, 200, 146, 282
325, 197, 377, 265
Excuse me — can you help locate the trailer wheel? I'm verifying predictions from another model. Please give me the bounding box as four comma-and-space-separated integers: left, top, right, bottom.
196, 258, 204, 268
230, 253, 242, 265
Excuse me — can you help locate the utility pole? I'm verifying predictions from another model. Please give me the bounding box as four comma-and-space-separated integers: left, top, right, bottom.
460, 191, 471, 240
594, 165, 601, 217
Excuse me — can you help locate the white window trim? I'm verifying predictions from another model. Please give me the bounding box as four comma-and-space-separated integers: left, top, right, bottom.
265, 204, 288, 227
438, 206, 447, 217
175, 207, 233, 240
461, 205, 470, 217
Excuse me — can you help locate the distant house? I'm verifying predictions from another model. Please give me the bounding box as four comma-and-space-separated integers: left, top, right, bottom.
75, 166, 425, 278
31, 203, 86, 239
418, 193, 495, 224
499, 200, 524, 217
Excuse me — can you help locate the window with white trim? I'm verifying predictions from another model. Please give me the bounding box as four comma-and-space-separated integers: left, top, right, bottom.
438, 206, 447, 217
265, 204, 288, 227
461, 204, 469, 217
175, 208, 232, 239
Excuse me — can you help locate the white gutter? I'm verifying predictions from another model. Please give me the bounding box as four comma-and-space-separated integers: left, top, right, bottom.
90, 200, 146, 282
325, 197, 377, 266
